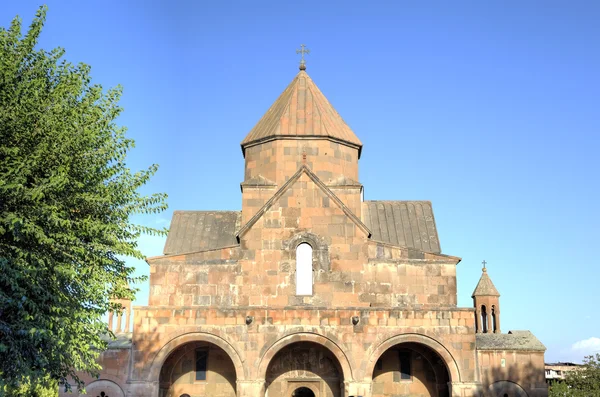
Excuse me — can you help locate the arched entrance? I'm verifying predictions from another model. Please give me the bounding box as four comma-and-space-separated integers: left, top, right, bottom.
158, 341, 237, 397
81, 379, 125, 397
265, 342, 343, 397
371, 342, 450, 397
293, 386, 316, 397
489, 381, 529, 397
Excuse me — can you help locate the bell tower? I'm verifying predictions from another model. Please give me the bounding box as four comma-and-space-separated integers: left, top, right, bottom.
472, 261, 501, 333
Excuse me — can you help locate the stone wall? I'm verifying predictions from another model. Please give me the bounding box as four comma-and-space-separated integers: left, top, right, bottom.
148, 170, 459, 311
59, 347, 130, 397
477, 350, 547, 397
125, 306, 478, 396
243, 140, 359, 188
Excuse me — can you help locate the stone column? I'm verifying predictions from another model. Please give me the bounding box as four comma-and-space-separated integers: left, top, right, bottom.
126, 380, 157, 397
236, 379, 266, 397
116, 313, 122, 333
345, 381, 372, 397
495, 309, 501, 333
475, 308, 481, 333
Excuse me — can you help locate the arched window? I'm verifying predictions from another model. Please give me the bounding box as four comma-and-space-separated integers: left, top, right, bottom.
481, 305, 488, 333
492, 305, 497, 333
296, 243, 313, 295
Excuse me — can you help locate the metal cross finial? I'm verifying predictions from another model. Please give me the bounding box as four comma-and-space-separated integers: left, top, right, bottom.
296, 44, 310, 70
482, 260, 487, 271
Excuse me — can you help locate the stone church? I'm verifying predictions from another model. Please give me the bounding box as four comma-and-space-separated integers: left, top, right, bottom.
63, 63, 547, 397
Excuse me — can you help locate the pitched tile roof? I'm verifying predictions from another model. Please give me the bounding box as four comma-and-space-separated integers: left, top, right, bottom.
241, 70, 362, 156
472, 268, 501, 297
362, 201, 441, 254
476, 331, 546, 351
163, 211, 241, 255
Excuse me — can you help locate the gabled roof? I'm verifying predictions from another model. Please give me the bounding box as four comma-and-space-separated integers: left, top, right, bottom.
362, 201, 441, 254
476, 330, 546, 351
240, 70, 363, 157
236, 165, 371, 241
472, 267, 501, 297
163, 211, 241, 255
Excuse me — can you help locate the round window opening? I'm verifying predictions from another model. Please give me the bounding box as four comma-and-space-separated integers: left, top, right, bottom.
292, 387, 315, 397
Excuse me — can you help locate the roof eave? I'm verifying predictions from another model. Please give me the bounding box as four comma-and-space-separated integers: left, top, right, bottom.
241, 135, 363, 159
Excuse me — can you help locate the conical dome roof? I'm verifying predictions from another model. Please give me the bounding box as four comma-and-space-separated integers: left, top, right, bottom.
241, 70, 362, 156
472, 267, 501, 298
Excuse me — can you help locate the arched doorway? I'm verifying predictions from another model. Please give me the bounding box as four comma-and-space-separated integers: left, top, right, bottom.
489, 381, 528, 397
293, 386, 316, 397
265, 342, 343, 397
371, 342, 450, 397
158, 341, 237, 397
81, 379, 125, 397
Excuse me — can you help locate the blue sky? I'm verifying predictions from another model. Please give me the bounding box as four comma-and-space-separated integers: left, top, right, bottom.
3, 1, 599, 363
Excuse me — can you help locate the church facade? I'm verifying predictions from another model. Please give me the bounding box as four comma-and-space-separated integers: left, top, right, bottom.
63, 66, 547, 397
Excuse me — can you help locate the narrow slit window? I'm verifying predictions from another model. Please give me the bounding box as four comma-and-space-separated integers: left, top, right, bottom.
491, 305, 497, 333
399, 351, 411, 380
195, 348, 208, 381
296, 243, 313, 295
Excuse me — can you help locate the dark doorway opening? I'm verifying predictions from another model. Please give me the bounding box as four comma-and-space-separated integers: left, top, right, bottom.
293, 387, 315, 397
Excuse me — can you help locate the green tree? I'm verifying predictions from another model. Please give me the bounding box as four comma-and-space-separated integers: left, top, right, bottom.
549, 354, 600, 397
549, 379, 570, 397
0, 6, 167, 393
565, 354, 600, 396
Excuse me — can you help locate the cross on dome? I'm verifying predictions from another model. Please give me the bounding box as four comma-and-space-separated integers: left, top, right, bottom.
296, 44, 310, 70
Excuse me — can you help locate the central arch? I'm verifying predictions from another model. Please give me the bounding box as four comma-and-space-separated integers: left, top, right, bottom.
265, 341, 343, 397
257, 332, 353, 382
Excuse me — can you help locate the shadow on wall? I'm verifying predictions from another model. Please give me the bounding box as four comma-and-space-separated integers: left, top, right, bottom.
480, 358, 547, 397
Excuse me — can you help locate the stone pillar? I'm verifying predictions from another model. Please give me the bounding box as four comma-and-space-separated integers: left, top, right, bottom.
126, 381, 157, 397
116, 313, 122, 332
236, 379, 266, 397
345, 381, 372, 397
475, 308, 481, 333
449, 381, 483, 396
494, 308, 501, 333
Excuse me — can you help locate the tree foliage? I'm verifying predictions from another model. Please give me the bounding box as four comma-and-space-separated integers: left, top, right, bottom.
549, 354, 600, 397
0, 6, 167, 392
